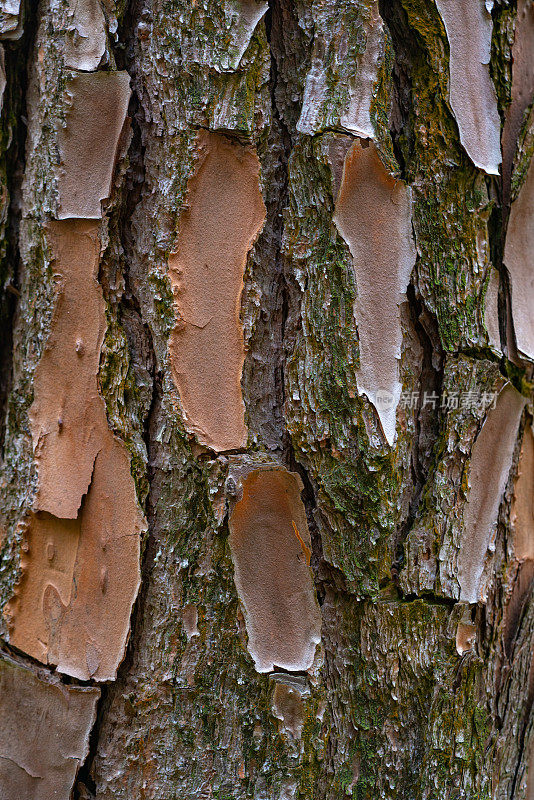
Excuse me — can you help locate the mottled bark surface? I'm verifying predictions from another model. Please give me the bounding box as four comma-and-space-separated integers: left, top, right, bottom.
0, 0, 533, 799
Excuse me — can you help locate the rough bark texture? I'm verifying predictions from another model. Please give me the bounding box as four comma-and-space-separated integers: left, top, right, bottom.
0, 0, 533, 799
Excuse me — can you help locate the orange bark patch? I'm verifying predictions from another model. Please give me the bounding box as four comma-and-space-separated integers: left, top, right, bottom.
30, 221, 105, 519
11, 220, 145, 681
167, 131, 266, 452
455, 621, 476, 655
8, 440, 143, 682
57, 71, 130, 219
0, 653, 99, 800
333, 139, 416, 446
228, 468, 321, 673
7, 513, 80, 666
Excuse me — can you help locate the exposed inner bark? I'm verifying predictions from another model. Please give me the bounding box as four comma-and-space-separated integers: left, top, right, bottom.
455, 620, 476, 655
57, 71, 130, 220
502, 0, 534, 209
435, 0, 501, 174
7, 439, 144, 681
30, 222, 105, 519
0, 652, 99, 800
9, 220, 145, 682
333, 138, 416, 446
504, 154, 534, 361
458, 383, 526, 603
228, 467, 322, 673
167, 131, 266, 453
271, 679, 307, 739
512, 422, 534, 561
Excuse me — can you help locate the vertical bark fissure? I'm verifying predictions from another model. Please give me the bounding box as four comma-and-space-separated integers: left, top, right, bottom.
377, 0, 413, 176
490, 0, 517, 369
265, 0, 298, 462
0, 5, 38, 457
243, 0, 292, 454
392, 281, 444, 580
378, 0, 417, 173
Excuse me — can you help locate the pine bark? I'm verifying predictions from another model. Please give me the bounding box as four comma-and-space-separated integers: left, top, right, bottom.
0, 1, 533, 799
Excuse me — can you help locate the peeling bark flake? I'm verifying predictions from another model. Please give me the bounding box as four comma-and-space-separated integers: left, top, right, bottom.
13, 220, 145, 681
0, 653, 99, 800
333, 139, 416, 446
64, 0, 107, 71
502, 0, 534, 197
168, 132, 265, 452
0, 0, 20, 38
8, 443, 144, 682
57, 70, 130, 219
30, 221, 105, 519
226, 0, 268, 70
228, 468, 322, 673
6, 513, 80, 665
435, 0, 501, 175
339, 5, 384, 138
504, 154, 534, 361
271, 681, 306, 739
458, 384, 526, 603
297, 1, 384, 137
512, 422, 534, 561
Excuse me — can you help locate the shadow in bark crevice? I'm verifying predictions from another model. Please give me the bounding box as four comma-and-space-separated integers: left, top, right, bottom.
0, 0, 39, 460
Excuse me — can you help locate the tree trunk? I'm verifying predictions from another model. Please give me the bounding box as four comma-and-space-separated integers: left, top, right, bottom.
0, 0, 533, 798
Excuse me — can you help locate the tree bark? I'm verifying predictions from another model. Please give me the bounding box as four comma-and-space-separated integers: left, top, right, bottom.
0, 0, 533, 798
